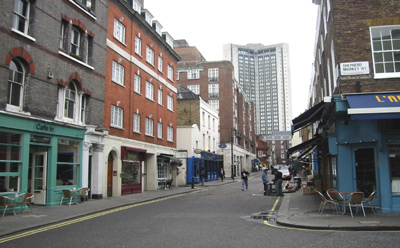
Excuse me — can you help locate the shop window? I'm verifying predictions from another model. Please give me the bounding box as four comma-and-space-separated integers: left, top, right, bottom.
56, 139, 80, 186
0, 132, 22, 192
389, 145, 400, 194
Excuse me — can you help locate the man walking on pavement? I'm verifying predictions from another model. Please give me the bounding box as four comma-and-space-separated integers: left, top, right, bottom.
219, 167, 225, 182
240, 168, 250, 191
261, 168, 270, 196
273, 168, 283, 196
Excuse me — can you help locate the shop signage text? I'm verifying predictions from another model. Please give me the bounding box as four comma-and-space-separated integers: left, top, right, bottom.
36, 123, 55, 132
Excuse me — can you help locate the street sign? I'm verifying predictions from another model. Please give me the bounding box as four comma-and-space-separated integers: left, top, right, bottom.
218, 143, 227, 149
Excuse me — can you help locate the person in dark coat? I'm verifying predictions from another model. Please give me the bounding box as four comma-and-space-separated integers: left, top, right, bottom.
219, 168, 225, 182
273, 168, 283, 196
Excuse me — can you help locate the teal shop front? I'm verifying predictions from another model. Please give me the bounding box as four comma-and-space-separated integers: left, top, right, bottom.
0, 113, 85, 206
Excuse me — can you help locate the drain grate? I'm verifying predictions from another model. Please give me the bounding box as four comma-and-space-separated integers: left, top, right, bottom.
251, 211, 277, 221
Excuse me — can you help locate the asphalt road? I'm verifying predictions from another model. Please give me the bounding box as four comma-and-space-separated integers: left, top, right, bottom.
3, 176, 400, 248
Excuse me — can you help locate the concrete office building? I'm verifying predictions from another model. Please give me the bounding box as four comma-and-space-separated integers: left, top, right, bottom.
223, 43, 293, 136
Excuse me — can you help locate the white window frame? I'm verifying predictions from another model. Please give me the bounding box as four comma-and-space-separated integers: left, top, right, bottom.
167, 95, 173, 111
132, 0, 142, 13
208, 68, 219, 81
158, 88, 163, 105
70, 27, 81, 56
13, 0, 30, 35
7, 60, 25, 111
187, 69, 200, 79
208, 100, 219, 111
208, 84, 219, 97
146, 46, 154, 65
113, 18, 126, 44
370, 25, 400, 79
167, 126, 174, 142
133, 113, 140, 133
145, 117, 154, 136
145, 81, 154, 101
112, 61, 125, 86
157, 121, 163, 139
187, 85, 200, 94
111, 105, 123, 128
158, 55, 163, 72
135, 36, 142, 55
167, 65, 174, 81
134, 74, 141, 94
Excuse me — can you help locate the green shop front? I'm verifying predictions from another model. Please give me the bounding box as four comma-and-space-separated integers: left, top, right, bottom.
0, 113, 85, 206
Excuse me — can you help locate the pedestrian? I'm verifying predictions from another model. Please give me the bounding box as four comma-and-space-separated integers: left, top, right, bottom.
273, 168, 283, 196
261, 168, 270, 196
219, 167, 225, 182
200, 169, 206, 186
240, 168, 250, 191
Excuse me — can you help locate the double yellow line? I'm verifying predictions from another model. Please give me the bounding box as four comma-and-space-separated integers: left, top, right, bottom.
0, 191, 203, 244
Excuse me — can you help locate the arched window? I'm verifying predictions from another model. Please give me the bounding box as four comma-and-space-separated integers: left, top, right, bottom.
57, 80, 87, 125
8, 60, 25, 110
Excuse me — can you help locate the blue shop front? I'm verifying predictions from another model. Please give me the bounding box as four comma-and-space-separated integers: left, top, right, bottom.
327, 93, 400, 213
187, 152, 223, 184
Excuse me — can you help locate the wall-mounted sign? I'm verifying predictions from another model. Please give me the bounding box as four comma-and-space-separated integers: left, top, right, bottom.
218, 143, 227, 149
175, 150, 188, 158
194, 149, 202, 154
340, 61, 370, 75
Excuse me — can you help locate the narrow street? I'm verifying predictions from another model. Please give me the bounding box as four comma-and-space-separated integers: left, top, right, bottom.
2, 176, 400, 248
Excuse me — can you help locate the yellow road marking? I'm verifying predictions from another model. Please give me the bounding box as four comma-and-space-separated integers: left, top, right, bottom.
0, 190, 204, 244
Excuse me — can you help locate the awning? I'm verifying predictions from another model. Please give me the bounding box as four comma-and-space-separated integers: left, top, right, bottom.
347, 93, 400, 120
292, 101, 325, 132
287, 137, 321, 155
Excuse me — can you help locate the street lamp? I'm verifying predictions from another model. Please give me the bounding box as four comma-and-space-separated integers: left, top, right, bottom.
231, 128, 236, 180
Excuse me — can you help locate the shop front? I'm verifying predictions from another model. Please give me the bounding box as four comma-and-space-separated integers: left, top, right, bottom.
0, 113, 85, 206
120, 146, 146, 195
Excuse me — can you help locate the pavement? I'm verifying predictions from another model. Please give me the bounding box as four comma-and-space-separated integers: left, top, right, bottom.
1, 175, 400, 238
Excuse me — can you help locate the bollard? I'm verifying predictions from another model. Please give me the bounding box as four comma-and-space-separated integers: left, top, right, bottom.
191, 176, 194, 189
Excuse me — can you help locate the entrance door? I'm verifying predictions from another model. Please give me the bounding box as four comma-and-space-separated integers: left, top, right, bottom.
30, 152, 47, 205
107, 154, 113, 197
355, 148, 376, 196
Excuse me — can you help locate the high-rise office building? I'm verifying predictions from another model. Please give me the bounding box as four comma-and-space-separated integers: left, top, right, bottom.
223, 43, 292, 136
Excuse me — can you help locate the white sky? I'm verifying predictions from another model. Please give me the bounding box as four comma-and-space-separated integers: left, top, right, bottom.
144, 0, 319, 118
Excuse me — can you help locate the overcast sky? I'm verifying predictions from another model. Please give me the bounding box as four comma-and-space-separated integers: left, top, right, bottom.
144, 0, 319, 118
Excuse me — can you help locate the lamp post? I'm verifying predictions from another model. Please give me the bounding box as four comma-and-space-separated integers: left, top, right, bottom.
231, 128, 235, 180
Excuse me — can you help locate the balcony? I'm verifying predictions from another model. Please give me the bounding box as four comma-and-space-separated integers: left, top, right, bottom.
209, 93, 219, 99
208, 77, 219, 83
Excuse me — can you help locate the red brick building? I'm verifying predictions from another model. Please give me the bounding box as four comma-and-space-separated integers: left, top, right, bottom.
175, 40, 256, 177
103, 0, 180, 196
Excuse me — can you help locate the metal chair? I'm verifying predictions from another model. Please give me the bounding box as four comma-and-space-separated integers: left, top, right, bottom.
166, 179, 173, 190
15, 193, 34, 213
60, 190, 76, 206
316, 191, 339, 214
362, 191, 377, 214
0, 196, 15, 217
344, 192, 366, 218
79, 188, 90, 202
327, 189, 345, 212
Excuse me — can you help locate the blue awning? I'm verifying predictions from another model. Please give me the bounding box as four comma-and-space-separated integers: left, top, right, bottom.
347, 93, 400, 120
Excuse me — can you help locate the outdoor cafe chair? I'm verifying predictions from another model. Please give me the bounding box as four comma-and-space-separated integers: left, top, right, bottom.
362, 191, 377, 214
60, 189, 76, 206
344, 192, 366, 218
15, 193, 34, 214
79, 188, 90, 202
0, 196, 15, 217
327, 189, 345, 211
316, 191, 339, 214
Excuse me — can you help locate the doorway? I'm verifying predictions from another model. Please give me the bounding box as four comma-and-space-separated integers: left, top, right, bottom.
354, 147, 376, 196
107, 153, 113, 197
29, 152, 47, 205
